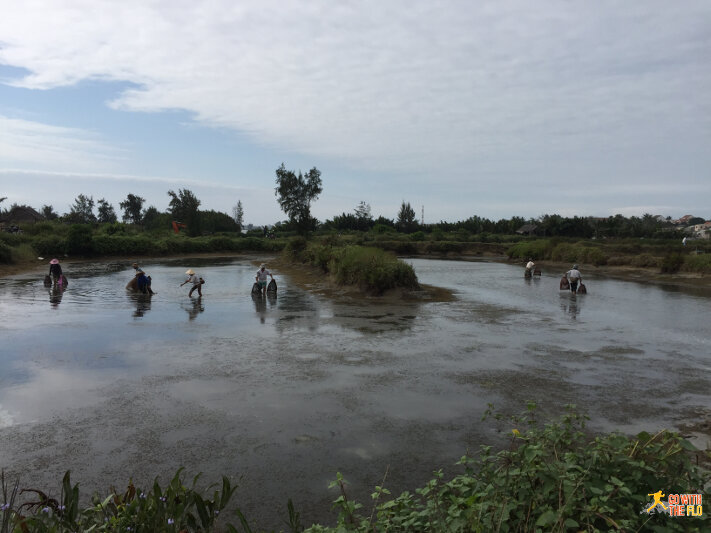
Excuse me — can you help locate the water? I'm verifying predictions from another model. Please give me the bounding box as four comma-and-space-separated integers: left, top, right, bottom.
1, 256, 709, 528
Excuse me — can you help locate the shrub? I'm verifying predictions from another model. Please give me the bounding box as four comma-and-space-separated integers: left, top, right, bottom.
31, 236, 67, 257
661, 253, 684, 274
65, 224, 93, 256
1, 469, 237, 532
0, 242, 12, 264
682, 253, 711, 274
409, 231, 426, 242
306, 405, 709, 533
629, 253, 659, 268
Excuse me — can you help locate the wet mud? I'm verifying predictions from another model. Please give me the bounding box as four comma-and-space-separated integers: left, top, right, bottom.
1, 257, 709, 529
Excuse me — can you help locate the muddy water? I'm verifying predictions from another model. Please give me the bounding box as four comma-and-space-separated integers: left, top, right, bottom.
1, 257, 709, 528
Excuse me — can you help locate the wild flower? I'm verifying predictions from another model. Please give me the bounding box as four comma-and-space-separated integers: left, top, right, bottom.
168, 518, 174, 525
42, 507, 50, 513
1, 503, 9, 511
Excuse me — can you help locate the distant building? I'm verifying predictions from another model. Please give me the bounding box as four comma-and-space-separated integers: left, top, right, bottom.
0, 205, 45, 226
516, 224, 538, 236
673, 214, 694, 225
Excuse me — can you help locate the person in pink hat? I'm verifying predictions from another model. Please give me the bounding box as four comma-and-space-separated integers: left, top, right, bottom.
48, 258, 63, 285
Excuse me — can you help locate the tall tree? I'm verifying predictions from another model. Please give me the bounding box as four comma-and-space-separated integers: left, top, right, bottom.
396, 201, 417, 233
232, 200, 244, 232
274, 163, 322, 235
119, 194, 145, 224
41, 204, 59, 220
97, 198, 118, 223
167, 189, 201, 236
68, 194, 96, 223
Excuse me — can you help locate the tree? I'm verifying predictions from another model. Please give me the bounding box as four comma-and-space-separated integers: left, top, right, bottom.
396, 201, 418, 233
119, 194, 145, 224
41, 205, 59, 220
97, 198, 118, 223
232, 200, 244, 232
68, 194, 96, 223
167, 189, 201, 236
274, 163, 323, 235
354, 201, 374, 231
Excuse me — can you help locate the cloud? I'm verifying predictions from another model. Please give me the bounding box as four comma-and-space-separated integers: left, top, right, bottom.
1, 1, 709, 221
0, 115, 124, 171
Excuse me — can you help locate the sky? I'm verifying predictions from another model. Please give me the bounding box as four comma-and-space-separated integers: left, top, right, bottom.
1, 1, 709, 226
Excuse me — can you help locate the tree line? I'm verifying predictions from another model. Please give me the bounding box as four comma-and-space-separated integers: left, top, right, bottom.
2, 163, 700, 240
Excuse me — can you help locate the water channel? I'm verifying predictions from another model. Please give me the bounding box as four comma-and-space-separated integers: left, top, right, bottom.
1, 257, 709, 528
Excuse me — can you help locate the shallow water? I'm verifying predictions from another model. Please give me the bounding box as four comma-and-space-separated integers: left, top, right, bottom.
1, 257, 710, 528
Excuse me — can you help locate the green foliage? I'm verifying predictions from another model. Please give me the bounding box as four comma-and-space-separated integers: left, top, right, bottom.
661, 253, 684, 274
1, 469, 237, 532
291, 243, 419, 294
31, 236, 66, 258
0, 242, 11, 264
67, 194, 97, 224
97, 198, 118, 224
682, 253, 711, 274
275, 163, 323, 235
65, 224, 94, 256
168, 189, 202, 236
396, 202, 418, 233
306, 405, 709, 533
409, 231, 425, 242
119, 194, 144, 224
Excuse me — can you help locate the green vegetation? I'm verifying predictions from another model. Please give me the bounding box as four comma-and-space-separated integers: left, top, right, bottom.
1, 469, 238, 533
3, 406, 708, 532
287, 238, 419, 294
508, 238, 711, 274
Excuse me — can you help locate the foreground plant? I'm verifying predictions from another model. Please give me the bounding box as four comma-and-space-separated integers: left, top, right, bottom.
1, 468, 237, 532
307, 404, 709, 532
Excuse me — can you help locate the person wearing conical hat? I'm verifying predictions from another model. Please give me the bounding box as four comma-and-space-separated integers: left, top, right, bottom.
180, 268, 204, 297
48, 258, 63, 285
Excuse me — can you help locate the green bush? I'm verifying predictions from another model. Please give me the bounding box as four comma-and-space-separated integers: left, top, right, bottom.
682, 253, 711, 274
306, 405, 709, 533
409, 231, 426, 242
629, 253, 659, 268
290, 244, 419, 294
31, 235, 67, 257
65, 224, 94, 256
1, 469, 237, 532
0, 242, 12, 264
507, 239, 553, 260
661, 253, 684, 274
424, 241, 465, 255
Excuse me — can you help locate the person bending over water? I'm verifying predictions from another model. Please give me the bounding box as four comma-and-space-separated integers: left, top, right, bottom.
255, 263, 274, 296
565, 264, 582, 293
181, 269, 204, 297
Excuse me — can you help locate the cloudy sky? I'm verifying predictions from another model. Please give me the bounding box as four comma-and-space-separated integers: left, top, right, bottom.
1, 0, 709, 225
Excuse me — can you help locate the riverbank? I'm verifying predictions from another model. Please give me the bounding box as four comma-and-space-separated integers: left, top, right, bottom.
3, 251, 710, 293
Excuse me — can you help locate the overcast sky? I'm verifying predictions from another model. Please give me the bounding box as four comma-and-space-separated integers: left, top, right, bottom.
1, 1, 709, 225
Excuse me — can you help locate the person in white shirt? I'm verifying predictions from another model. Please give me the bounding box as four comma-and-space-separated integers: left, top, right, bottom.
565, 264, 582, 293
255, 263, 274, 296
525, 258, 535, 277
180, 268, 203, 297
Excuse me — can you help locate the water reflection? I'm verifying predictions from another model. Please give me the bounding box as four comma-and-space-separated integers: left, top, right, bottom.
252, 293, 267, 323
559, 293, 582, 320
183, 296, 205, 320
48, 286, 65, 307
129, 293, 153, 318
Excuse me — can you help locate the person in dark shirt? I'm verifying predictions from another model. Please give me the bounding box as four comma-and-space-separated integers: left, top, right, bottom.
49, 258, 63, 284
